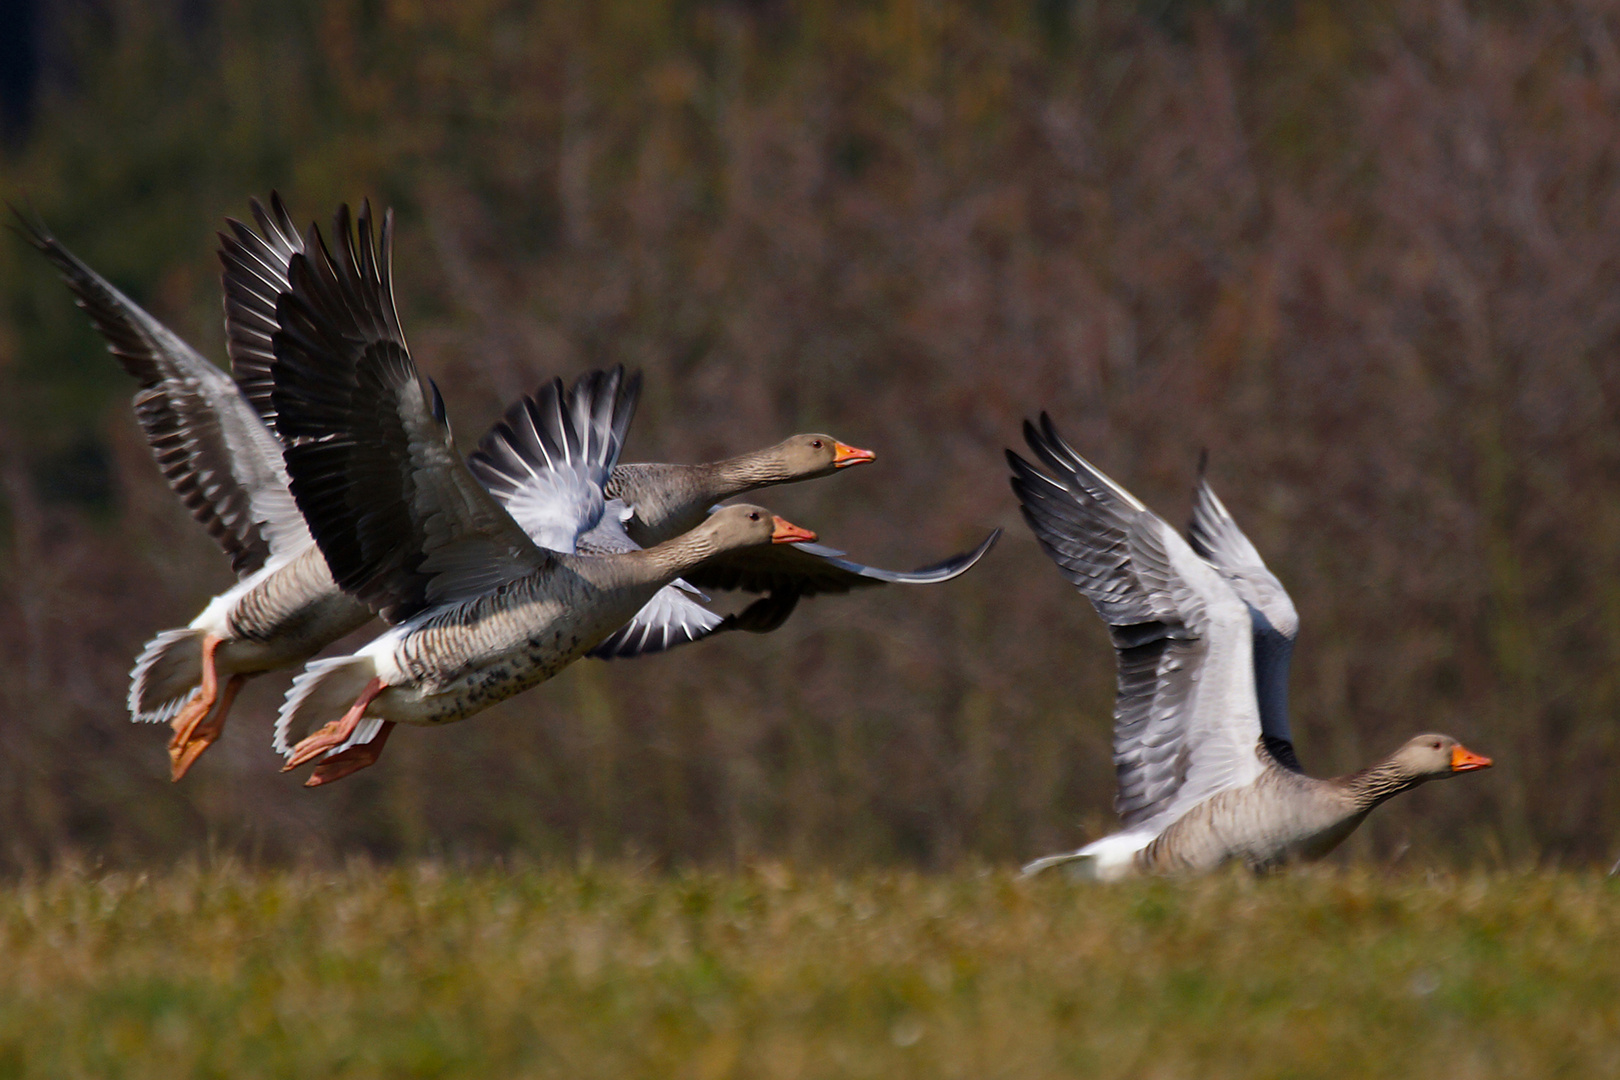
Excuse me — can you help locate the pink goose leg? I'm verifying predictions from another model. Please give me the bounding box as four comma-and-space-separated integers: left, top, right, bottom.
166, 634, 235, 781
169, 673, 246, 781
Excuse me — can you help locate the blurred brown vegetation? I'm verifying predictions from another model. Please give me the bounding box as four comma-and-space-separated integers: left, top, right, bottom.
1, 0, 1618, 871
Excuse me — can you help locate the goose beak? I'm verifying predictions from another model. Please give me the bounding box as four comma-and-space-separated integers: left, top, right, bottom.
770, 516, 817, 544
1450, 745, 1493, 773
832, 442, 875, 468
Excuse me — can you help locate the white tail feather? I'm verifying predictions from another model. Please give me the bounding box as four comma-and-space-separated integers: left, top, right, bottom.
333, 716, 387, 757
274, 655, 378, 759
1022, 832, 1152, 881
1021, 852, 1094, 878
127, 628, 204, 723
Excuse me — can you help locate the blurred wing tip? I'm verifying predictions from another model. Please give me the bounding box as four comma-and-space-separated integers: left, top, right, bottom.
7, 200, 51, 246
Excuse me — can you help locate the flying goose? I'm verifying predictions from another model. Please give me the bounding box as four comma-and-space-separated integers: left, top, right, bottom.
17, 199, 377, 780
25, 205, 658, 778
1010, 415, 1492, 879
26, 191, 991, 781
470, 422, 1001, 653
265, 204, 822, 785
18, 195, 964, 787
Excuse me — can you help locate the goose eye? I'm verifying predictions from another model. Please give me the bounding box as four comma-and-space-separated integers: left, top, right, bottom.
811, 439, 823, 449
749, 512, 760, 521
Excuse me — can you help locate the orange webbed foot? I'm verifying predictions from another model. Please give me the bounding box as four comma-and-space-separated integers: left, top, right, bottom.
168, 674, 245, 781
166, 635, 228, 781
304, 722, 396, 787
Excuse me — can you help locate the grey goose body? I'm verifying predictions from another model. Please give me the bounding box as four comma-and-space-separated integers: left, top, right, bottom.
287, 507, 812, 744
1010, 414, 1492, 880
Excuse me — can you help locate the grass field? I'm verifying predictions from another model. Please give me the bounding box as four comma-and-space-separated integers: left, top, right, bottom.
0, 863, 1615, 1079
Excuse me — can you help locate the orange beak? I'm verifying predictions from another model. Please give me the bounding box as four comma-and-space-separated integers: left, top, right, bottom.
1450, 744, 1493, 773
770, 516, 817, 544
832, 442, 876, 468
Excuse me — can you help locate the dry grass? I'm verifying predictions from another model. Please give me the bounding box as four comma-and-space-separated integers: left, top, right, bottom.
0, 863, 1615, 1078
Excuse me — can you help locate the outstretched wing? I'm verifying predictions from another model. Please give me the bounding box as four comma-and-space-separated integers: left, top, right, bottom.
466, 367, 641, 554
271, 202, 551, 623
685, 528, 1001, 601
18, 209, 308, 577
1009, 414, 1265, 830
218, 191, 304, 430
1187, 455, 1301, 771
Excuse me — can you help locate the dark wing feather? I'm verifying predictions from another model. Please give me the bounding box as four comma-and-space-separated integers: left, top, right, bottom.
218, 192, 304, 429
467, 367, 642, 553
1187, 456, 1301, 771
685, 529, 1000, 598
271, 203, 549, 622
715, 591, 801, 634
17, 209, 307, 576
1009, 414, 1264, 829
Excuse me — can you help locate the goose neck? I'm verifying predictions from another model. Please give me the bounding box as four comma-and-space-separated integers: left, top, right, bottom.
635, 527, 721, 581
709, 453, 786, 497
1342, 758, 1422, 813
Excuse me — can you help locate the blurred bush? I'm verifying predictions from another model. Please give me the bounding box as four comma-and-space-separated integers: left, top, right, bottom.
1, 0, 1617, 870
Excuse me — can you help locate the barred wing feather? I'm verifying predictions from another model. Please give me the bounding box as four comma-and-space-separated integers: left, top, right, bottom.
466, 367, 641, 554
271, 203, 550, 623
219, 192, 304, 431
18, 210, 309, 577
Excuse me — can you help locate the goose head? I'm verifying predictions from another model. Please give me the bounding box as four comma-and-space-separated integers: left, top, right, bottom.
759, 434, 875, 481
1391, 734, 1493, 782
702, 504, 818, 551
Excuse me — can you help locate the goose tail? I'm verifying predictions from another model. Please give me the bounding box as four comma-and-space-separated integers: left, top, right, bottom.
274, 655, 382, 760
1020, 852, 1096, 879
127, 628, 205, 725
1022, 833, 1149, 882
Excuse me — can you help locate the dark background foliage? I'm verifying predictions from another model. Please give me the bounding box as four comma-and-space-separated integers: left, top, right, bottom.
1, 0, 1616, 871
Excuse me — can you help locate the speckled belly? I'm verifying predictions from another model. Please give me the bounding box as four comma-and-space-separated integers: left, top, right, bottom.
378, 585, 643, 727
391, 640, 589, 725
